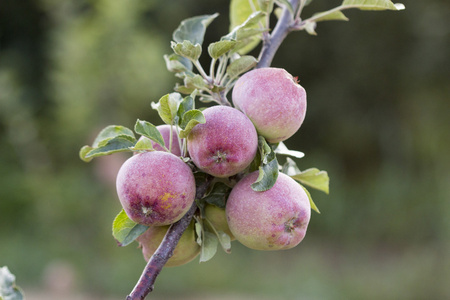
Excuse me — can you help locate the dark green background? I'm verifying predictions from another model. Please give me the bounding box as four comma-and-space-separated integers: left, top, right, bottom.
1, 0, 449, 299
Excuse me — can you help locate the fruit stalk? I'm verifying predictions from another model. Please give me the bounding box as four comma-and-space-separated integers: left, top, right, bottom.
126, 175, 213, 300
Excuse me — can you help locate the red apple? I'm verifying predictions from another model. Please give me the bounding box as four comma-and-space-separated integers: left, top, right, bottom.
232, 67, 307, 143
116, 151, 195, 226
226, 171, 311, 250
187, 106, 258, 178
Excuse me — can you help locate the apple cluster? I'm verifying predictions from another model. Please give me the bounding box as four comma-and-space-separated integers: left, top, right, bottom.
115, 67, 310, 266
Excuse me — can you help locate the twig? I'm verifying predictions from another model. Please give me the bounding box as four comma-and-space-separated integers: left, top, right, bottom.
126, 175, 213, 300
257, 0, 300, 69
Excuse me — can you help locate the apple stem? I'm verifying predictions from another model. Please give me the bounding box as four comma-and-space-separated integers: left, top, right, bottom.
126, 175, 213, 300
257, 0, 300, 69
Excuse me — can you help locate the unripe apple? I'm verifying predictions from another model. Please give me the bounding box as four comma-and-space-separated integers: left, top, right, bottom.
226, 172, 311, 250
187, 106, 258, 178
136, 124, 182, 156
136, 221, 200, 267
232, 67, 307, 143
116, 151, 195, 226
204, 203, 235, 240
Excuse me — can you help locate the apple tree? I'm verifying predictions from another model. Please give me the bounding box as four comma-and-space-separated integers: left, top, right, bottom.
79, 0, 405, 299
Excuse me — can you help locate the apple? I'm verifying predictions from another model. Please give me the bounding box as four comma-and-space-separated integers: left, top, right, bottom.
226, 171, 311, 250
116, 151, 195, 226
187, 105, 258, 178
204, 203, 235, 240
137, 221, 200, 267
232, 67, 307, 143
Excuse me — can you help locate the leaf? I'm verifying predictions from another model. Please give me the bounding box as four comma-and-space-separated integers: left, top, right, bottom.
199, 231, 219, 263
208, 40, 237, 59
228, 0, 266, 54
179, 109, 206, 138
151, 93, 183, 125
130, 137, 154, 152
291, 168, 330, 194
164, 54, 193, 74
184, 74, 210, 91
92, 125, 136, 148
112, 209, 149, 247
310, 10, 349, 22
0, 266, 24, 300
226, 55, 258, 79
177, 95, 194, 123
300, 184, 321, 214
257, 0, 275, 13
281, 157, 301, 175
79, 145, 94, 162
251, 157, 279, 191
134, 119, 165, 148
251, 136, 279, 191
84, 135, 135, 159
304, 22, 318, 35
216, 231, 232, 254
173, 13, 219, 45
274, 141, 305, 159
171, 40, 202, 62
203, 182, 232, 209
341, 0, 405, 10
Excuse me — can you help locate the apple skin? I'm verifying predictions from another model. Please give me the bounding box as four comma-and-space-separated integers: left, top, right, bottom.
232, 67, 307, 143
204, 203, 235, 240
116, 151, 196, 226
136, 221, 200, 267
136, 124, 182, 156
187, 106, 258, 178
226, 171, 311, 250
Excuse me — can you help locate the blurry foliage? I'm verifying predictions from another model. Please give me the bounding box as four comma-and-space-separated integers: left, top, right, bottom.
0, 0, 449, 298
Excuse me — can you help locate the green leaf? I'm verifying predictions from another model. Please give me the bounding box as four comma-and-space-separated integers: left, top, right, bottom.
177, 95, 194, 122
199, 231, 219, 263
179, 109, 206, 139
208, 40, 237, 59
251, 136, 279, 191
274, 141, 305, 159
171, 40, 202, 62
134, 119, 165, 148
257, 0, 275, 13
92, 125, 136, 148
203, 182, 232, 209
184, 74, 210, 91
341, 0, 405, 10
164, 54, 193, 74
0, 267, 24, 300
130, 137, 154, 152
310, 10, 349, 22
251, 156, 279, 191
291, 168, 330, 194
173, 13, 219, 45
300, 184, 321, 214
79, 145, 94, 162
112, 209, 149, 247
228, 1, 266, 54
151, 93, 183, 125
226, 55, 258, 79
84, 135, 136, 159
216, 231, 232, 253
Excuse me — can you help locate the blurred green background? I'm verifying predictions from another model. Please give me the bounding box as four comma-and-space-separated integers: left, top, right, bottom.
1, 0, 449, 299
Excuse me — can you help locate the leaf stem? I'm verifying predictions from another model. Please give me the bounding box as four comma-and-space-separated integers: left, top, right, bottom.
126, 175, 213, 300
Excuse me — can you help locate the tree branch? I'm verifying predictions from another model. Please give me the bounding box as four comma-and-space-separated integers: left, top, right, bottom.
126, 175, 213, 300
257, 0, 300, 69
